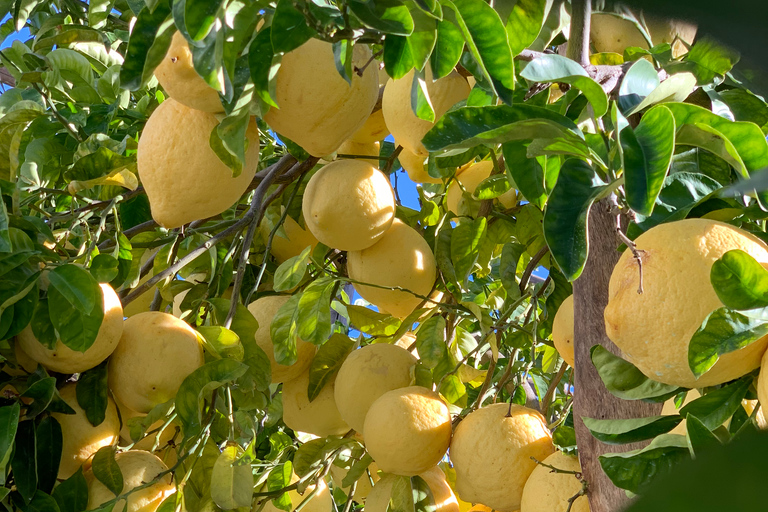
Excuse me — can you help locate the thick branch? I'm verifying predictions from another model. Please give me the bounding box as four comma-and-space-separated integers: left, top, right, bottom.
567, 0, 592, 67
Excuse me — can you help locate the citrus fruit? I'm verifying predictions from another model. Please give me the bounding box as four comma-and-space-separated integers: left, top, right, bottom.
551, 295, 574, 367
398, 148, 441, 184
450, 403, 555, 511
350, 108, 389, 144
591, 12, 697, 58
520, 451, 589, 512
257, 472, 331, 512
302, 159, 395, 251
137, 98, 259, 228
336, 139, 380, 160
259, 208, 319, 264
282, 368, 350, 437
445, 161, 516, 215
365, 467, 459, 512
604, 219, 768, 388
17, 283, 123, 374
363, 386, 452, 476
330, 461, 380, 501
108, 311, 205, 413
661, 390, 702, 435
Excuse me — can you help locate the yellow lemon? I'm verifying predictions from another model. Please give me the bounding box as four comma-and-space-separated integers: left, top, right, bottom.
336, 140, 380, 161
591, 12, 697, 59
264, 38, 379, 157
741, 398, 768, 429
450, 403, 555, 511
661, 390, 702, 435
154, 31, 223, 113
365, 467, 459, 512
551, 295, 574, 368
256, 472, 332, 512
88, 450, 175, 512
334, 343, 418, 433
17, 283, 123, 374
363, 386, 452, 476
520, 451, 589, 512
383, 68, 470, 157
247, 295, 316, 383
329, 461, 380, 501
52, 383, 121, 479
259, 208, 319, 264
108, 311, 204, 413
446, 161, 516, 215
282, 368, 350, 437
302, 159, 395, 252
137, 98, 259, 228
398, 148, 441, 184
350, 108, 389, 144
604, 219, 768, 388
347, 219, 437, 318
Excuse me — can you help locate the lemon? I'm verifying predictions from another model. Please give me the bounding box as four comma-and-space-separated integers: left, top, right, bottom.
88, 450, 175, 512
302, 159, 395, 252
741, 399, 768, 429
450, 403, 555, 511
336, 140, 380, 160
591, 12, 697, 59
137, 98, 259, 229
334, 343, 418, 432
282, 368, 350, 437
256, 472, 331, 512
363, 386, 452, 476
329, 461, 380, 500
551, 295, 574, 368
398, 148, 442, 184
347, 219, 438, 318
264, 38, 379, 157
661, 390, 702, 435
247, 295, 317, 383
383, 68, 470, 157
446, 161, 516, 215
604, 219, 768, 388
520, 451, 589, 512
154, 31, 223, 113
108, 311, 204, 413
52, 383, 121, 479
365, 467, 459, 512
259, 208, 319, 264
350, 108, 389, 144
17, 283, 123, 374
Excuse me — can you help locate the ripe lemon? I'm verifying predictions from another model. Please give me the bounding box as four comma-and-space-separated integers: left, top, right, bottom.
383, 68, 470, 157
88, 450, 175, 512
154, 31, 223, 113
108, 311, 204, 413
347, 219, 437, 318
741, 398, 768, 429
591, 12, 697, 58
365, 467, 459, 512
259, 208, 319, 264
263, 38, 379, 157
350, 108, 389, 144
520, 451, 589, 512
334, 343, 418, 432
137, 98, 259, 229
257, 472, 331, 512
604, 219, 768, 388
551, 295, 574, 368
17, 283, 123, 374
247, 295, 316, 383
336, 140, 380, 160
302, 159, 395, 252
282, 368, 350, 437
52, 383, 121, 479
450, 403, 555, 511
363, 386, 452, 476
661, 390, 701, 435
398, 148, 441, 184
446, 161, 516, 215
330, 461, 380, 500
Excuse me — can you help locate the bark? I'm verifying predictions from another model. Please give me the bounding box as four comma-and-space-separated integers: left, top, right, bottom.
572, 200, 662, 512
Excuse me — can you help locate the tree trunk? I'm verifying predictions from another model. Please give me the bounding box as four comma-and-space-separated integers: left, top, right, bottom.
572, 199, 662, 512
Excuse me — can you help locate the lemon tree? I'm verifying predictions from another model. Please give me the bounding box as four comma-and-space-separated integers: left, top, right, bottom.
0, 1, 765, 512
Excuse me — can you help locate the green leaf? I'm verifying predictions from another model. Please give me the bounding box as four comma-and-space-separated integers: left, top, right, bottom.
621, 105, 676, 216
35, 417, 62, 494
89, 254, 119, 283
21, 377, 57, 418
76, 362, 109, 427
270, 294, 302, 365
415, 316, 446, 369
384, 34, 415, 80
411, 68, 435, 122
52, 469, 89, 512
0, 198, 10, 253
209, 110, 250, 177
119, 3, 174, 91
210, 445, 254, 510
599, 435, 690, 493
688, 307, 768, 378
627, 73, 697, 115
12, 420, 37, 502
618, 59, 659, 116
274, 246, 311, 292
447, 0, 514, 104
297, 277, 336, 345
0, 402, 20, 470
422, 104, 583, 152
583, 416, 682, 445
88, 0, 115, 29
679, 376, 752, 431
553, 425, 577, 451
348, 0, 414, 36
409, 9, 437, 72
47, 284, 104, 353
92, 447, 123, 497
542, 159, 606, 281
439, 373, 466, 404
249, 26, 280, 108
333, 39, 354, 86
711, 250, 768, 311
196, 326, 244, 361
266, 462, 293, 511
430, 20, 463, 79
451, 217, 487, 285
474, 174, 511, 199
685, 415, 721, 457
522, 55, 609, 117
307, 333, 354, 402
47, 265, 100, 315
347, 305, 401, 336
185, 0, 223, 40
389, 475, 415, 512
505, 0, 548, 55
25, 491, 61, 512
590, 345, 681, 401
271, 0, 316, 54
502, 141, 547, 208
411, 475, 436, 512
680, 37, 740, 85
175, 359, 248, 433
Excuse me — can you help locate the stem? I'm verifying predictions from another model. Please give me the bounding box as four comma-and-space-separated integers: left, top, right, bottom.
567, 0, 592, 67
519, 246, 549, 294
540, 362, 568, 419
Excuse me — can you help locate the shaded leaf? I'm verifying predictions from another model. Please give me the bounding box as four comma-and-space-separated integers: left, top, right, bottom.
590, 345, 681, 401
307, 333, 354, 402
583, 416, 682, 445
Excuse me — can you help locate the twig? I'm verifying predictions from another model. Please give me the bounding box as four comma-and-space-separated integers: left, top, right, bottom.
32, 82, 84, 142
356, 48, 383, 76
612, 200, 645, 294
540, 362, 568, 419
530, 457, 582, 476
472, 344, 497, 412
519, 246, 550, 295
383, 145, 403, 174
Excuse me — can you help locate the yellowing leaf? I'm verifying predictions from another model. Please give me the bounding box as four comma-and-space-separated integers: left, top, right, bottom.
210, 445, 254, 510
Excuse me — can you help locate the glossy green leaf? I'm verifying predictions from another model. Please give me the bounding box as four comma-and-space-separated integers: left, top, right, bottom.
627, 72, 697, 115
35, 416, 61, 494
590, 345, 681, 401
711, 250, 768, 310
76, 362, 109, 426
249, 27, 280, 108
209, 110, 250, 177
175, 359, 248, 433
271, 0, 316, 54
583, 415, 682, 445
270, 294, 302, 365
25, 490, 61, 512
542, 159, 606, 281
87, 0, 115, 29
383, 34, 414, 80
197, 326, 244, 361
680, 376, 752, 430
297, 277, 336, 345
0, 402, 20, 470
686, 415, 721, 457
411, 69, 436, 122
211, 445, 254, 510
92, 447, 123, 497
52, 469, 89, 512
621, 105, 676, 216
430, 20, 463, 79
89, 254, 119, 283
390, 475, 415, 512
409, 9, 437, 72
348, 0, 414, 36
266, 462, 293, 511
416, 316, 446, 369
505, 0, 548, 55
47, 283, 104, 353
474, 173, 511, 200
333, 39, 354, 85
347, 305, 401, 336
185, 0, 223, 40
553, 425, 577, 451
503, 141, 547, 208
618, 59, 659, 115
439, 373, 467, 404
307, 333, 354, 401
599, 435, 690, 493
12, 420, 37, 502
48, 265, 100, 315
675, 123, 747, 177
21, 377, 57, 418
520, 54, 608, 117
119, 3, 174, 91
680, 37, 740, 85
451, 217, 486, 286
